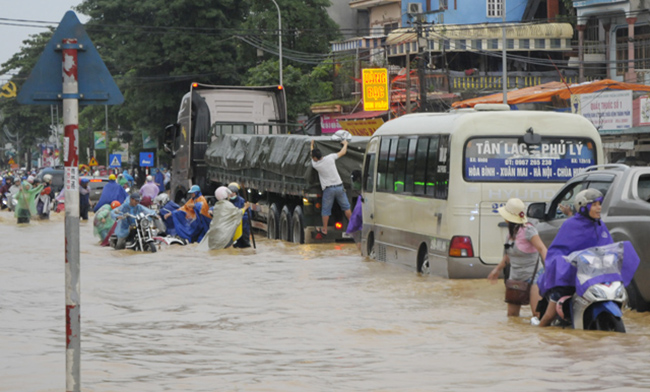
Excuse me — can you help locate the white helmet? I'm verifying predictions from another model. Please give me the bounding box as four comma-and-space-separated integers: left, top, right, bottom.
43, 174, 53, 183
146, 175, 153, 182
215, 186, 231, 201
574, 189, 603, 211
154, 193, 169, 206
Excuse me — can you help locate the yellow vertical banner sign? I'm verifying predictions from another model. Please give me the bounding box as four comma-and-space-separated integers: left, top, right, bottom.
362, 68, 389, 111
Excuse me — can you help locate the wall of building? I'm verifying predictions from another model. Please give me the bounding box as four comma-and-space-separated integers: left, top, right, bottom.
401, 0, 528, 25
327, 0, 363, 39
369, 3, 402, 35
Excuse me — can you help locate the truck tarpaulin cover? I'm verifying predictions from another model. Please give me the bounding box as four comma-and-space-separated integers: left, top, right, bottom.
204, 134, 368, 193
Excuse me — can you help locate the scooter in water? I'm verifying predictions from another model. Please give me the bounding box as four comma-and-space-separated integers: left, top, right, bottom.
109, 212, 160, 253
543, 242, 639, 332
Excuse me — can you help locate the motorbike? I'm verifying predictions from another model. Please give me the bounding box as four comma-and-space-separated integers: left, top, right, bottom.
149, 203, 187, 246
1, 194, 7, 210
109, 212, 160, 253
544, 242, 639, 332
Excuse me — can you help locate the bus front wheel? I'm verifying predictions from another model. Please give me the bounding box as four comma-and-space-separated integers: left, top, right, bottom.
417, 244, 430, 274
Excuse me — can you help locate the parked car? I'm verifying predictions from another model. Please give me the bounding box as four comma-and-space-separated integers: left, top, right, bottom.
54, 176, 110, 212
83, 176, 110, 208
527, 164, 650, 312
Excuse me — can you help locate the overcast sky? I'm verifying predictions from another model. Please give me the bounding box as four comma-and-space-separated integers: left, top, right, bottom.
1, 0, 86, 84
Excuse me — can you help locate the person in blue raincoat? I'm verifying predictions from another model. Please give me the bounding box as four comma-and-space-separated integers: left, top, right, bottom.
154, 193, 179, 236
93, 174, 128, 213
166, 185, 211, 243
227, 182, 251, 248
154, 168, 166, 194
537, 189, 638, 327
110, 192, 156, 250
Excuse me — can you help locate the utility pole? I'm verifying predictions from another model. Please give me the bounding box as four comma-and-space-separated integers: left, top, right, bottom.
416, 20, 427, 112
406, 47, 411, 114
502, 0, 508, 105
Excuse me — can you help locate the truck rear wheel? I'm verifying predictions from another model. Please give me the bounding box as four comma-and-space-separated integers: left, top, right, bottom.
291, 206, 304, 244
279, 205, 292, 241
267, 204, 280, 240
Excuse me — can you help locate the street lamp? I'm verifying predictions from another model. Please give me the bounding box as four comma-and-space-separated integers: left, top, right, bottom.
269, 0, 283, 88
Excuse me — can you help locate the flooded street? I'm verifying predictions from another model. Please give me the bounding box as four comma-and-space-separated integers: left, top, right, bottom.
2, 210, 650, 391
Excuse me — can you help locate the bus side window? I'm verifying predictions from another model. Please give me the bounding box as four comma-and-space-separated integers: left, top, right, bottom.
377, 137, 392, 192
435, 135, 450, 200
404, 138, 417, 194
414, 137, 429, 195
363, 153, 376, 192
425, 136, 439, 197
394, 138, 409, 193
386, 138, 398, 193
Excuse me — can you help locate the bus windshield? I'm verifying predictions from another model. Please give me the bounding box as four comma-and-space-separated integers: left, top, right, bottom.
464, 136, 597, 182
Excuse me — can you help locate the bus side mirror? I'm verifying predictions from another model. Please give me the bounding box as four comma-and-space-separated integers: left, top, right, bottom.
527, 202, 547, 220
163, 124, 178, 157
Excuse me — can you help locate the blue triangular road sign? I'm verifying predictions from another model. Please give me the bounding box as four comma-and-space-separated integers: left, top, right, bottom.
17, 11, 124, 106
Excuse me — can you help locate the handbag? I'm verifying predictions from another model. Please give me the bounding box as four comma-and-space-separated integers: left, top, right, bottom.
504, 257, 540, 306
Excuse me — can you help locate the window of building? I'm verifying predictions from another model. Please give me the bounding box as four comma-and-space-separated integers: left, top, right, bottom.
384, 22, 399, 36
487, 0, 503, 18
507, 39, 514, 49
473, 39, 482, 50
535, 39, 545, 49
439, 0, 448, 10
520, 39, 529, 49
489, 39, 499, 50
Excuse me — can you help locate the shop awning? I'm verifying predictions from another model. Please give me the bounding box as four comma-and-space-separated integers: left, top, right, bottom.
451, 79, 650, 108
386, 22, 573, 56
332, 110, 388, 120
331, 36, 385, 53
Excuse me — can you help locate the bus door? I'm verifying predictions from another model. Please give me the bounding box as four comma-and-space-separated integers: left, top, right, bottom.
361, 138, 380, 239
479, 201, 509, 264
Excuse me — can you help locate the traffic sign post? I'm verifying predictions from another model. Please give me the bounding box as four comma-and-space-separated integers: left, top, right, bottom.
140, 152, 154, 167
16, 11, 123, 392
109, 154, 122, 168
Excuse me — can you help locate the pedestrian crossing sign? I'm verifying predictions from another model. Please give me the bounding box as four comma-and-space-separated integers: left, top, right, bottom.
109, 154, 122, 168
89, 157, 98, 166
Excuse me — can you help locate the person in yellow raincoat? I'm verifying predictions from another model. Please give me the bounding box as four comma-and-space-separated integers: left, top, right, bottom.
202, 186, 250, 250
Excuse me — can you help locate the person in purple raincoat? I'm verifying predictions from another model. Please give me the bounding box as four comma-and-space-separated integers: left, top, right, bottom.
537, 188, 626, 327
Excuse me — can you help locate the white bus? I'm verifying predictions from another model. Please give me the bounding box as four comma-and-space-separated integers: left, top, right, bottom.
360, 104, 604, 278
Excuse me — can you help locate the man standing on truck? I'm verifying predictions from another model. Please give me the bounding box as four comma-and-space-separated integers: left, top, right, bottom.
310, 139, 352, 239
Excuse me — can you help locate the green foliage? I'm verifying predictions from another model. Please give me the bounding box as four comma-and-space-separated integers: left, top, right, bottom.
1, 0, 342, 165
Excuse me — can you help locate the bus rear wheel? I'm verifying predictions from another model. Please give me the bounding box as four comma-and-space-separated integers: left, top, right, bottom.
417, 244, 430, 274
279, 205, 293, 241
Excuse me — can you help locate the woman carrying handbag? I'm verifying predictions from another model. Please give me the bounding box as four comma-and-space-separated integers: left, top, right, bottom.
488, 198, 547, 318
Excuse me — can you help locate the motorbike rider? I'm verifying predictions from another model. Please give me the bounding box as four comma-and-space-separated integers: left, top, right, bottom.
154, 193, 179, 236
110, 192, 156, 250
0, 176, 11, 209
36, 174, 53, 220
94, 200, 121, 242
537, 189, 612, 327
139, 175, 160, 200
7, 177, 22, 211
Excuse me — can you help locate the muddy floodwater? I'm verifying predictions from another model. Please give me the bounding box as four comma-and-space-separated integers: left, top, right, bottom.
2, 210, 650, 391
